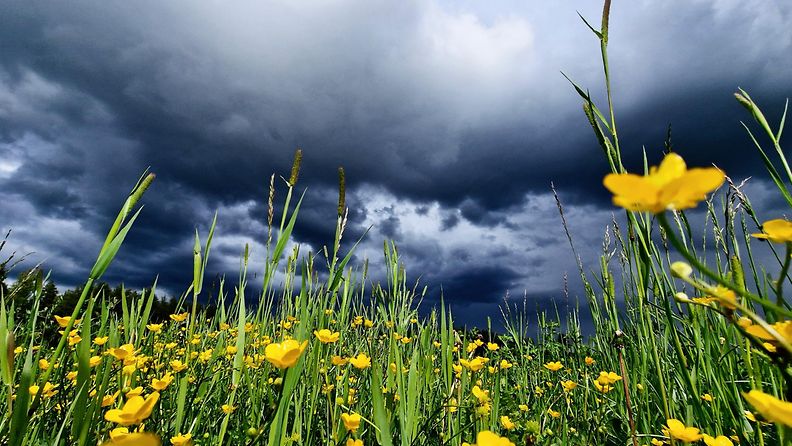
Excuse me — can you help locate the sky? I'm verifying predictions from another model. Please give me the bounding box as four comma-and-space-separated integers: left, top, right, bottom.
0, 0, 791, 331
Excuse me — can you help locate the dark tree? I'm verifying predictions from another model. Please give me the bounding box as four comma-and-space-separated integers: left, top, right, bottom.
8, 268, 40, 317
40, 279, 59, 314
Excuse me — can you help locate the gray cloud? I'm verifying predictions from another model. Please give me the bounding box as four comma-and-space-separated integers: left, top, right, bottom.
0, 0, 790, 328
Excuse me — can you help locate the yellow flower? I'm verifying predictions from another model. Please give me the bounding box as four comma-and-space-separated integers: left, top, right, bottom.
151, 373, 174, 391
109, 427, 131, 441
345, 439, 363, 446
146, 324, 163, 333
547, 408, 561, 418
170, 433, 192, 446
742, 389, 792, 426
584, 356, 595, 366
104, 392, 160, 426
66, 371, 78, 381
108, 344, 136, 361
561, 380, 577, 392
460, 357, 488, 372
691, 296, 717, 305
475, 401, 492, 416
94, 336, 109, 346
349, 353, 371, 370
543, 361, 563, 371
592, 371, 622, 393
125, 387, 144, 398
68, 334, 82, 346
752, 219, 792, 243
54, 315, 80, 328
341, 412, 362, 432
603, 153, 724, 213
471, 385, 490, 404
702, 434, 734, 446
472, 430, 515, 446
89, 355, 103, 367
499, 359, 513, 369
101, 391, 120, 407
593, 380, 613, 394
29, 382, 58, 398
486, 342, 499, 351
500, 415, 516, 430
518, 404, 528, 412
663, 419, 703, 442
199, 349, 213, 362
331, 355, 348, 366
170, 360, 188, 373
314, 329, 340, 344
745, 320, 792, 344
701, 393, 714, 403
38, 358, 50, 370
221, 404, 236, 414
169, 312, 189, 322
705, 285, 738, 310
446, 397, 458, 413
650, 439, 665, 446
736, 316, 752, 328
596, 371, 622, 385
102, 431, 160, 446
264, 339, 308, 369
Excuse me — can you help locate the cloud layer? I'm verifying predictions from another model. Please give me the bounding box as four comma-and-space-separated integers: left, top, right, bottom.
0, 0, 790, 329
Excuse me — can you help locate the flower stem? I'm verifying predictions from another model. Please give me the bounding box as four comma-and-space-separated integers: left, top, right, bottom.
657, 212, 792, 319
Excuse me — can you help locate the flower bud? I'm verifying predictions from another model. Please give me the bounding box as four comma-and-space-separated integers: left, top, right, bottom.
670, 262, 693, 279
674, 292, 691, 303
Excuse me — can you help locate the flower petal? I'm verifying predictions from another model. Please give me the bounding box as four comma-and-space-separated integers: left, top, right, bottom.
650, 153, 687, 186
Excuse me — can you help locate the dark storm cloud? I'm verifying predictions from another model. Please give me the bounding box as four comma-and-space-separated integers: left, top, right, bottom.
0, 0, 790, 327
428, 265, 523, 304
440, 212, 460, 231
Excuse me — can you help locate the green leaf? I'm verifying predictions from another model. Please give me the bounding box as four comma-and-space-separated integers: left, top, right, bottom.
272, 190, 306, 264
89, 207, 143, 280
371, 360, 393, 446
329, 226, 371, 292
71, 298, 94, 443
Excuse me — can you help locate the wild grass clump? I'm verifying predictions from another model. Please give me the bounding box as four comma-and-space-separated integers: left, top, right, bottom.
2, 2, 792, 445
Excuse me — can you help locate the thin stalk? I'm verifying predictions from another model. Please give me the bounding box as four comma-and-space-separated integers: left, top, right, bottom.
658, 213, 792, 319
776, 244, 792, 308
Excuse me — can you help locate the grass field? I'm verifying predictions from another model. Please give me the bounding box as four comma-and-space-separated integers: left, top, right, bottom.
1, 3, 791, 445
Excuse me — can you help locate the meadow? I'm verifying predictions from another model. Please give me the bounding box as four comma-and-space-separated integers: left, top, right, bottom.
1, 3, 791, 445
